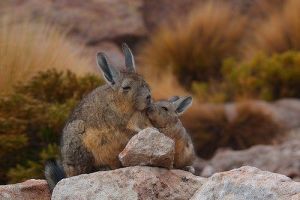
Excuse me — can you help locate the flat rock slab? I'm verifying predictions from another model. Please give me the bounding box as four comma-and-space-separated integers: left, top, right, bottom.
119, 127, 175, 169
191, 166, 300, 200
0, 179, 50, 200
52, 166, 205, 200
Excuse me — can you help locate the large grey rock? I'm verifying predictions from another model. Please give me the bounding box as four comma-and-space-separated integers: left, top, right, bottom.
0, 179, 50, 200
119, 127, 175, 169
52, 166, 205, 200
200, 139, 300, 181
191, 166, 300, 200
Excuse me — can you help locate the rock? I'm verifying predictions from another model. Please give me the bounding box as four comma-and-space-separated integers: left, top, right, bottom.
1, 0, 147, 43
225, 99, 300, 130
0, 0, 147, 70
200, 139, 300, 181
141, 0, 200, 31
272, 98, 300, 130
119, 127, 175, 169
82, 42, 124, 69
192, 157, 209, 176
191, 166, 300, 200
52, 166, 205, 200
0, 179, 50, 200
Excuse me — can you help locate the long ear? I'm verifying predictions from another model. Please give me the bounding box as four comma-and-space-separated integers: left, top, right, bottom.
122, 43, 136, 72
96, 52, 119, 85
173, 96, 193, 115
168, 96, 180, 102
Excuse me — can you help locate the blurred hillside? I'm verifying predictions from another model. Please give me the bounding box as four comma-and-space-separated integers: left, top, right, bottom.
0, 0, 300, 184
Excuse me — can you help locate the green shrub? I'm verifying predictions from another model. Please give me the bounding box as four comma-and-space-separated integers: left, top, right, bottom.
0, 69, 103, 184
223, 51, 300, 101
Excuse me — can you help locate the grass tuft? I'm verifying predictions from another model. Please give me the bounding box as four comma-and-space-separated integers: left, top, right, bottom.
0, 16, 91, 94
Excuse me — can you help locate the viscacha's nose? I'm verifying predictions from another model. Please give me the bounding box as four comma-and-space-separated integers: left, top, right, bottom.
146, 95, 151, 104
147, 106, 154, 113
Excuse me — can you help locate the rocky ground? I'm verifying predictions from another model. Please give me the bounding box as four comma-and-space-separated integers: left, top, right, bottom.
0, 127, 299, 200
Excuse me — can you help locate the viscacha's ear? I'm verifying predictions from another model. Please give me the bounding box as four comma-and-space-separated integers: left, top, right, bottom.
122, 43, 136, 73
168, 96, 180, 102
96, 52, 119, 85
173, 96, 193, 115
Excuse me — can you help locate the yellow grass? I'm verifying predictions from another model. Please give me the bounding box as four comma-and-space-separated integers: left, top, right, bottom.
0, 17, 91, 93
138, 1, 247, 89
246, 0, 300, 57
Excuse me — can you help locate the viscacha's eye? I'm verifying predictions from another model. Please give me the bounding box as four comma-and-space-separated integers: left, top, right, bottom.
122, 86, 131, 90
162, 106, 168, 111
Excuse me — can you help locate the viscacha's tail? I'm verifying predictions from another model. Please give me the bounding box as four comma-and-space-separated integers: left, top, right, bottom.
44, 160, 66, 192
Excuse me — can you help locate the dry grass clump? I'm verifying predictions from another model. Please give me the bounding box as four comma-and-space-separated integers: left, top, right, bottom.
139, 1, 247, 88
247, 0, 285, 19
182, 101, 282, 158
223, 102, 282, 150
246, 0, 300, 57
0, 16, 91, 94
181, 104, 227, 158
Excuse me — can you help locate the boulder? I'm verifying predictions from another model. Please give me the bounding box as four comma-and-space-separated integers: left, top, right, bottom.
191, 166, 300, 200
52, 166, 205, 200
119, 127, 175, 169
200, 139, 300, 181
0, 179, 50, 200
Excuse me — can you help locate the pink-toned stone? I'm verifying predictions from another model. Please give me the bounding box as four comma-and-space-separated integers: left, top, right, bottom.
191, 166, 300, 200
52, 166, 205, 200
119, 127, 175, 169
0, 179, 50, 200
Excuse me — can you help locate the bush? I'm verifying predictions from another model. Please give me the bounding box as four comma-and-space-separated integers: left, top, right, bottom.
223, 51, 300, 101
0, 16, 91, 94
139, 1, 247, 88
224, 102, 282, 149
246, 0, 300, 57
181, 102, 281, 158
181, 105, 228, 158
0, 69, 103, 184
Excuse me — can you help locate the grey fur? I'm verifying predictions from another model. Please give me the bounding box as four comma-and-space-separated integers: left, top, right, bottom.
168, 96, 180, 102
45, 44, 152, 190
147, 96, 196, 169
96, 53, 119, 85
122, 43, 136, 72
173, 96, 193, 115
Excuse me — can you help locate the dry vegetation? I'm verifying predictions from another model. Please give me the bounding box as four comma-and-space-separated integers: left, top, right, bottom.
246, 0, 300, 58
0, 16, 91, 94
138, 1, 247, 90
139, 0, 300, 102
182, 102, 282, 158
